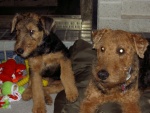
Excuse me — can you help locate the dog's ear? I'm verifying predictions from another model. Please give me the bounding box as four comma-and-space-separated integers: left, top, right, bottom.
40, 16, 55, 35
92, 29, 109, 49
11, 13, 23, 33
132, 34, 149, 58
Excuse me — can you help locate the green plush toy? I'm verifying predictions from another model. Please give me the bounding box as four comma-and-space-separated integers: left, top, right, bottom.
0, 81, 25, 109
1, 81, 25, 96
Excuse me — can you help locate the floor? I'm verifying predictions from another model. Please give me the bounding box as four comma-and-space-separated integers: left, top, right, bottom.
0, 94, 57, 113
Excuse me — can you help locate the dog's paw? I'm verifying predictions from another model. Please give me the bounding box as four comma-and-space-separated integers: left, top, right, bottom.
32, 104, 46, 113
45, 95, 53, 105
66, 88, 78, 102
22, 88, 32, 101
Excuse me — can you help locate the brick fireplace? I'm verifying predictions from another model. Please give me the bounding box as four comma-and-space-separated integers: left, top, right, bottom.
98, 0, 150, 33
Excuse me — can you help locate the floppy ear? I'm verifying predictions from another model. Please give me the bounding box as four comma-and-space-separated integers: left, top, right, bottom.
40, 16, 55, 35
132, 34, 149, 58
92, 29, 109, 49
11, 13, 23, 33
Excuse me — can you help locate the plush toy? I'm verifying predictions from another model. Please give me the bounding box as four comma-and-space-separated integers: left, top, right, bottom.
0, 59, 26, 83
1, 81, 25, 96
0, 81, 25, 109
0, 96, 10, 109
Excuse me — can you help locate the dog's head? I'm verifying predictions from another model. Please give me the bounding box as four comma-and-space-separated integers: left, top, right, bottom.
92, 29, 149, 89
11, 12, 55, 58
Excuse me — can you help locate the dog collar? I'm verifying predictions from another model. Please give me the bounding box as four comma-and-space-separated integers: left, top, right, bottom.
126, 66, 132, 81
121, 84, 126, 93
121, 66, 132, 93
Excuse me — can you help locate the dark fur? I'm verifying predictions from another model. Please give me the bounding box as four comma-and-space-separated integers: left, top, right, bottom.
139, 39, 150, 90
28, 32, 69, 80
28, 32, 70, 58
11, 12, 78, 113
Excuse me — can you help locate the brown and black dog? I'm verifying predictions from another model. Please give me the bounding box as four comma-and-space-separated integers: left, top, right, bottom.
80, 29, 149, 113
11, 12, 78, 113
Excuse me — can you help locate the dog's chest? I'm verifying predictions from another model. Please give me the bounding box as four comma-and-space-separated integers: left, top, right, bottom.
28, 53, 61, 80
99, 88, 140, 103
41, 63, 61, 80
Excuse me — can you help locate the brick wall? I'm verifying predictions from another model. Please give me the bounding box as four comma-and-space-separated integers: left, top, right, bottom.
98, 0, 150, 32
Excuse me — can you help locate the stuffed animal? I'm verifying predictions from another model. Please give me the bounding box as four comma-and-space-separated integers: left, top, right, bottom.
0, 59, 26, 83
0, 96, 10, 108
0, 81, 25, 108
1, 81, 25, 96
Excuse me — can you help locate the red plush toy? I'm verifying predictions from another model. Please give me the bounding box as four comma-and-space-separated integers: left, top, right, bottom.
0, 59, 26, 83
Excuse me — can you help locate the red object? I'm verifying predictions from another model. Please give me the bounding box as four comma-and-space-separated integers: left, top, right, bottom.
0, 59, 26, 83
0, 102, 5, 107
0, 97, 5, 107
8, 94, 18, 100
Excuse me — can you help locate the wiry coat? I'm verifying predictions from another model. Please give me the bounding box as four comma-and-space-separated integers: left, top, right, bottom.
11, 12, 78, 113
80, 29, 149, 113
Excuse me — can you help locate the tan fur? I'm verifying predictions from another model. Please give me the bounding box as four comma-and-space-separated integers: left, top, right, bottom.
80, 29, 149, 113
11, 12, 78, 113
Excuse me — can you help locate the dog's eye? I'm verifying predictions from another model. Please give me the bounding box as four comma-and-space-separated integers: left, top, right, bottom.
29, 30, 34, 36
117, 48, 125, 55
101, 46, 105, 52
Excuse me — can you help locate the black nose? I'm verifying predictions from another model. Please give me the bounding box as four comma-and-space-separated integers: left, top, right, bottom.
16, 48, 24, 54
97, 69, 109, 80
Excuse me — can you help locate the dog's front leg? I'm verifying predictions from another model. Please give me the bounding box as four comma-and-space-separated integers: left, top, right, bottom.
122, 102, 141, 113
22, 79, 32, 101
80, 98, 99, 113
31, 72, 46, 113
60, 59, 78, 102
29, 58, 46, 113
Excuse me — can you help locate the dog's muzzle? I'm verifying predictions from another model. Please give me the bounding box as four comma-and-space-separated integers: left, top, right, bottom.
97, 69, 109, 80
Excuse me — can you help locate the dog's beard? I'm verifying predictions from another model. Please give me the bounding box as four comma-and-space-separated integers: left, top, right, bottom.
15, 48, 34, 59
93, 75, 127, 93
98, 80, 121, 89
94, 68, 136, 93
17, 52, 30, 59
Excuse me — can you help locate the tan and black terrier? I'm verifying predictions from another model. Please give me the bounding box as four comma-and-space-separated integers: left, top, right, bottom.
80, 29, 149, 113
11, 12, 78, 113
